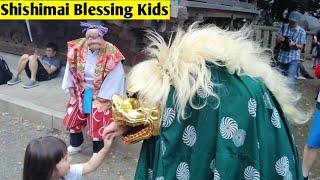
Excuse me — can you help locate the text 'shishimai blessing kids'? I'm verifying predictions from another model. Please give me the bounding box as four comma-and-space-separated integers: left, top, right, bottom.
104, 23, 308, 179
62, 21, 125, 154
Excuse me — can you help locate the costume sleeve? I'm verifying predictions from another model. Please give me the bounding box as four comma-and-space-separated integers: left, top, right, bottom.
97, 62, 126, 100
61, 62, 74, 91
105, 43, 125, 71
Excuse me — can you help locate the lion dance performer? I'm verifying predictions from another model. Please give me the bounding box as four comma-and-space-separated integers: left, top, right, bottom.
104, 23, 306, 179
62, 21, 125, 154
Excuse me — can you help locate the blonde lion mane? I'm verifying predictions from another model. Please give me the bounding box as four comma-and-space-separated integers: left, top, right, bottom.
126, 23, 307, 124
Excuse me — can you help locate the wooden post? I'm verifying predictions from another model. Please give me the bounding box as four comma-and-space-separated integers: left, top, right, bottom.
255, 29, 261, 42
253, 0, 257, 6
271, 32, 277, 48
248, 29, 254, 40
305, 34, 313, 59
263, 31, 270, 47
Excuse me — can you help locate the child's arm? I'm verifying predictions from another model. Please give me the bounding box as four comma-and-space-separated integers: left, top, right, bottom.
82, 136, 113, 175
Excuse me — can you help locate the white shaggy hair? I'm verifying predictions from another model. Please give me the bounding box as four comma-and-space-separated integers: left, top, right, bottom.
126, 22, 308, 124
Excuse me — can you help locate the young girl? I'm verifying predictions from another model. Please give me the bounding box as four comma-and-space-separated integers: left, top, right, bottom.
23, 135, 113, 180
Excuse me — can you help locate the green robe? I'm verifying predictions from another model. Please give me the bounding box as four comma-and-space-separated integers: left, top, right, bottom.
134, 65, 302, 180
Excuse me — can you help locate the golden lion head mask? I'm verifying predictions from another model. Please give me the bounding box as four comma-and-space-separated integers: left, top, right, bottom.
111, 95, 161, 144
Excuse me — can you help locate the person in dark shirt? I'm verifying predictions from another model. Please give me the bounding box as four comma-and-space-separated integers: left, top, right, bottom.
7, 42, 61, 88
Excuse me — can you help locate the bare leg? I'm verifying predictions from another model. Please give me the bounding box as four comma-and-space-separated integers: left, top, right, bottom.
302, 145, 318, 177
15, 54, 30, 77
28, 55, 39, 81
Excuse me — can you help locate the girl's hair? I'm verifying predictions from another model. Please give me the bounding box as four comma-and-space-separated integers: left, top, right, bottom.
127, 22, 309, 124
23, 136, 67, 180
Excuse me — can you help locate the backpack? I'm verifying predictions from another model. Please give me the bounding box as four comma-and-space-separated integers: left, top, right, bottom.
0, 56, 12, 85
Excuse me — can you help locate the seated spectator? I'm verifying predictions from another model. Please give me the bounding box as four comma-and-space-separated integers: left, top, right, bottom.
7, 42, 61, 88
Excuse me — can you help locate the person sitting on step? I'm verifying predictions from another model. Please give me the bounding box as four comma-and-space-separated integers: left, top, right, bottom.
7, 42, 61, 89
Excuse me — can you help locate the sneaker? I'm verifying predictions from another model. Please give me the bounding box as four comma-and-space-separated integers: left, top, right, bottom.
7, 76, 21, 85
296, 76, 306, 80
67, 145, 81, 155
22, 80, 39, 89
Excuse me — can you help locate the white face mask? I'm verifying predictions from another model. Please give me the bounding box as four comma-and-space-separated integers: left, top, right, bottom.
85, 29, 104, 51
